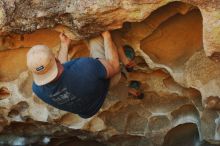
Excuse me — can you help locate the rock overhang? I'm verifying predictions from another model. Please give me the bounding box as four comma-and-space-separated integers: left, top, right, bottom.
0, 0, 220, 145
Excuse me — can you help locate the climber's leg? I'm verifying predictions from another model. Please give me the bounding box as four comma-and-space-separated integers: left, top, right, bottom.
88, 35, 106, 59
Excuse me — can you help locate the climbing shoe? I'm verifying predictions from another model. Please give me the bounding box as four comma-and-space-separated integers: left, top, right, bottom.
128, 80, 144, 99
123, 45, 136, 72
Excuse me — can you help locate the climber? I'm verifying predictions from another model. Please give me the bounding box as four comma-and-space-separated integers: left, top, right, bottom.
27, 31, 120, 118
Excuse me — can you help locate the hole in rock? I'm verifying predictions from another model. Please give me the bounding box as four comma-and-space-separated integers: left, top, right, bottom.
0, 87, 10, 99
111, 2, 203, 71
163, 123, 216, 146
8, 101, 29, 118
204, 96, 220, 110
140, 2, 203, 70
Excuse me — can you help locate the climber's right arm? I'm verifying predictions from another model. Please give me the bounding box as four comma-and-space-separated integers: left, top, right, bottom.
58, 33, 71, 64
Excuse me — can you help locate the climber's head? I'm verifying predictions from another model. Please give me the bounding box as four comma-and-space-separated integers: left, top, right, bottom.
27, 45, 59, 86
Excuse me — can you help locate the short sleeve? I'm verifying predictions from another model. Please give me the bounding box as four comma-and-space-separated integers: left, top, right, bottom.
32, 83, 42, 98
32, 83, 53, 105
95, 59, 108, 79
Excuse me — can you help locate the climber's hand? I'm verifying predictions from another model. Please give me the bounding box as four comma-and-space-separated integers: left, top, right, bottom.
101, 31, 111, 38
59, 33, 71, 47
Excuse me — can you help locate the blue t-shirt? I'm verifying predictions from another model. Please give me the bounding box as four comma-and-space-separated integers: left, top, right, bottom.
32, 58, 110, 118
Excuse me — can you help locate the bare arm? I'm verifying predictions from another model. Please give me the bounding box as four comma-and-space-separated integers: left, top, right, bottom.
98, 31, 120, 78
58, 33, 71, 64
112, 33, 135, 67
117, 46, 130, 66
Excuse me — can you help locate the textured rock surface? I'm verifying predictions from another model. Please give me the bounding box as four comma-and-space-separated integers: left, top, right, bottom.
0, 0, 220, 145
0, 0, 220, 56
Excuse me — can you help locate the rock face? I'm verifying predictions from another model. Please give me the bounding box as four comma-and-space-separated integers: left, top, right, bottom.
0, 0, 220, 145
0, 0, 220, 56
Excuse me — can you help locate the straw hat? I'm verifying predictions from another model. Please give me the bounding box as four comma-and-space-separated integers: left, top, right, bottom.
27, 45, 58, 86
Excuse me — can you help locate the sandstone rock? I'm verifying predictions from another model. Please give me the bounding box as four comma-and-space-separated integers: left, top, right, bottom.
99, 100, 151, 134
126, 112, 148, 136
204, 96, 220, 110
163, 123, 200, 146
142, 92, 189, 113
99, 109, 129, 133
107, 135, 153, 146
217, 123, 220, 140
102, 82, 129, 110
0, 115, 8, 132
8, 101, 29, 119
0, 115, 8, 128
141, 9, 202, 69
84, 117, 106, 132
182, 88, 203, 111
0, 87, 10, 100
201, 109, 218, 140
171, 104, 200, 127
17, 71, 33, 98
184, 51, 220, 98
28, 102, 49, 122
0, 48, 28, 81
0, 0, 218, 58
0, 107, 7, 116
148, 115, 171, 132
56, 113, 82, 127
0, 0, 220, 145
7, 109, 19, 118
163, 76, 183, 94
